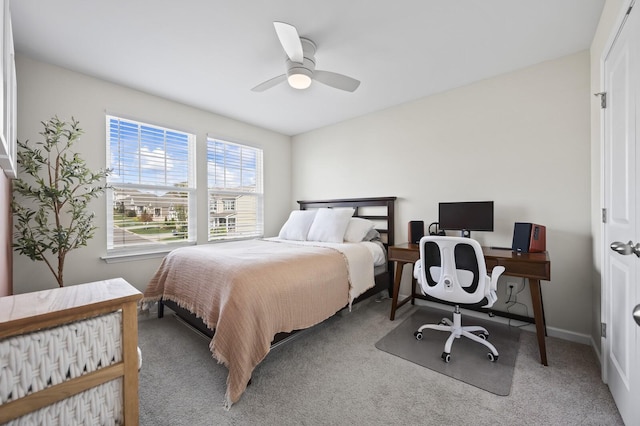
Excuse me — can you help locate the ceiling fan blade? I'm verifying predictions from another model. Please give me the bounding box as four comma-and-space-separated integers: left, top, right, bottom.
251, 74, 287, 92
313, 70, 360, 92
273, 22, 304, 63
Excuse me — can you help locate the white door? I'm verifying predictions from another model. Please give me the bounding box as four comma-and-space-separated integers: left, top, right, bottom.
602, 2, 640, 424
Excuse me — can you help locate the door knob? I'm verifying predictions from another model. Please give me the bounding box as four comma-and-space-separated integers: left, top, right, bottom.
634, 304, 640, 327
610, 241, 640, 257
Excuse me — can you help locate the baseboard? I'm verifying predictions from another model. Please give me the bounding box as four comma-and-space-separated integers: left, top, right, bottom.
409, 297, 592, 345
546, 326, 591, 345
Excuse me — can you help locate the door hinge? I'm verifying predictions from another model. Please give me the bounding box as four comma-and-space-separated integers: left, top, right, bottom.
594, 92, 607, 109
601, 322, 607, 338
602, 208, 607, 224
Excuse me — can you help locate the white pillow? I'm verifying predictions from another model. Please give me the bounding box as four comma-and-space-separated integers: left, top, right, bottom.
307, 208, 355, 243
344, 217, 376, 243
278, 210, 317, 241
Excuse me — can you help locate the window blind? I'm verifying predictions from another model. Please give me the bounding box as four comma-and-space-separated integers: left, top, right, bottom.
107, 116, 195, 252
207, 138, 263, 240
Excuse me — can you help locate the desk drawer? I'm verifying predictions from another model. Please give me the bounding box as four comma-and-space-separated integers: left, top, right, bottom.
496, 259, 550, 280
388, 248, 420, 263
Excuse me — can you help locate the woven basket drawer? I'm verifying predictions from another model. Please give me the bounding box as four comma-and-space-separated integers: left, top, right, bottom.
0, 311, 122, 406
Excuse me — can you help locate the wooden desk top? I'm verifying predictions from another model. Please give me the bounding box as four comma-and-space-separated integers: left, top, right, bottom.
481, 246, 550, 263
389, 243, 550, 281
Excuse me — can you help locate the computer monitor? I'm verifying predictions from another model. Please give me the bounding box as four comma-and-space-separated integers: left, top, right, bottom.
438, 201, 494, 238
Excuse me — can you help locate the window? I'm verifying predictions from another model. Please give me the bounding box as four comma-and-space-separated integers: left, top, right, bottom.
207, 138, 263, 240
106, 116, 196, 253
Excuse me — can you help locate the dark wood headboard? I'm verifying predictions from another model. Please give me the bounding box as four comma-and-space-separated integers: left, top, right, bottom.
297, 197, 396, 248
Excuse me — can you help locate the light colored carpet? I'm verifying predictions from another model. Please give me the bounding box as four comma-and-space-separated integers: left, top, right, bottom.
375, 307, 520, 396
137, 297, 623, 425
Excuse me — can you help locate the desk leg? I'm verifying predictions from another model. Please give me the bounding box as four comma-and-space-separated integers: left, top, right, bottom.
529, 278, 548, 366
390, 261, 406, 321
411, 277, 417, 305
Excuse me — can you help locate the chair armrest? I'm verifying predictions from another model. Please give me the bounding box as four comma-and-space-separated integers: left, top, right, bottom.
413, 261, 422, 280
490, 265, 506, 291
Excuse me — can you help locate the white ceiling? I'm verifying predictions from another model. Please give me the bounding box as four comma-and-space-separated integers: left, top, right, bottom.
11, 0, 605, 136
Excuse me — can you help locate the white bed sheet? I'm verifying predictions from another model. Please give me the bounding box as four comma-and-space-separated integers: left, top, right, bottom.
265, 237, 386, 266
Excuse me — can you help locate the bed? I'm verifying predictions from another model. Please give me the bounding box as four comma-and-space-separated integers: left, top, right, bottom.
142, 196, 396, 408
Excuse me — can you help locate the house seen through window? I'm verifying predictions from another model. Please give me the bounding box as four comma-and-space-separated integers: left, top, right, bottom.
106, 116, 196, 253
207, 137, 263, 240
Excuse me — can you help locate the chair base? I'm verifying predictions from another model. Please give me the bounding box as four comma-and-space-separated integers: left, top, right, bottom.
414, 306, 499, 363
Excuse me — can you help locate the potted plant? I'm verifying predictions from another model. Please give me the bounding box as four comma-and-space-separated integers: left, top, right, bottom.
12, 116, 110, 287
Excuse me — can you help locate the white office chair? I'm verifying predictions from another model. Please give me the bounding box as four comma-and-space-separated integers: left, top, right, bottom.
413, 236, 505, 363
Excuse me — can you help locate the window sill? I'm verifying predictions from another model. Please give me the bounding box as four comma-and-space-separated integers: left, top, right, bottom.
101, 244, 194, 264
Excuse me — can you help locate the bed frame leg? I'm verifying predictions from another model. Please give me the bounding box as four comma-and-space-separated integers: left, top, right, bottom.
158, 300, 164, 318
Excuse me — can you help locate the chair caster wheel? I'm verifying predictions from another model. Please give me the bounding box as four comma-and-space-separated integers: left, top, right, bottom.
439, 319, 447, 326
441, 352, 451, 363
414, 331, 423, 340
478, 332, 489, 340
487, 352, 499, 362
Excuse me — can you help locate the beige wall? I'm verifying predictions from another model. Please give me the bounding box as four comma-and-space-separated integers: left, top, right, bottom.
13, 55, 292, 293
292, 51, 592, 339
0, 171, 11, 296
12, 10, 616, 343
589, 0, 628, 360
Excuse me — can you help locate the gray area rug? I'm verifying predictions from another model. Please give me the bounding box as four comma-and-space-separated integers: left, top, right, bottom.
375, 307, 520, 396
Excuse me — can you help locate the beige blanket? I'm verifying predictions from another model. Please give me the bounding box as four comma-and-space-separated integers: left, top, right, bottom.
142, 239, 371, 408
264, 237, 376, 306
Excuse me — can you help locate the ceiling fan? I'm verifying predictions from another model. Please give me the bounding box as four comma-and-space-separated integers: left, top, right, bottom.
251, 22, 360, 93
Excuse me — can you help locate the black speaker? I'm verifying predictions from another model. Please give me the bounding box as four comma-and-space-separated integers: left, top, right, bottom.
512, 223, 531, 252
409, 221, 424, 244
512, 222, 547, 253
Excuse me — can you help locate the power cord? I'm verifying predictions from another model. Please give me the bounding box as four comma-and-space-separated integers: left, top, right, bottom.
506, 280, 530, 328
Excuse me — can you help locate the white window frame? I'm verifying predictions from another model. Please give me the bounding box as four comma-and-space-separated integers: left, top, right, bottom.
207, 137, 263, 241
105, 115, 196, 258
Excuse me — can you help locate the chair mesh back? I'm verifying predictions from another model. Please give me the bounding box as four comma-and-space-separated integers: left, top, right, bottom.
423, 241, 441, 287
453, 243, 480, 294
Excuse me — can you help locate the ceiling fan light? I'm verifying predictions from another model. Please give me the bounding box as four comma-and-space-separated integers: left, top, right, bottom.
287, 72, 312, 89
